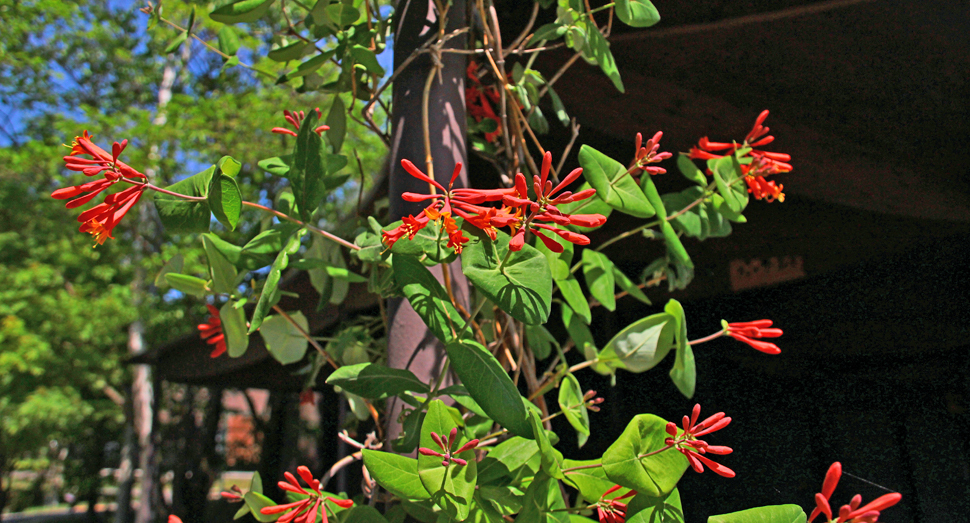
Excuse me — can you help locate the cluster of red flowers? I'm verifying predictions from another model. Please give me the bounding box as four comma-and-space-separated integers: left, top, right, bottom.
724, 319, 783, 354
665, 404, 735, 478
809, 462, 901, 523
630, 131, 673, 177
383, 152, 606, 255
418, 427, 480, 467
262, 466, 354, 523
688, 110, 792, 202
198, 304, 228, 358
271, 109, 331, 137
465, 62, 503, 143
596, 485, 636, 523
53, 132, 147, 246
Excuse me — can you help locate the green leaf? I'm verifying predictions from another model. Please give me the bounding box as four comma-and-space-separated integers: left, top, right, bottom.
477, 486, 525, 516
286, 110, 328, 222
221, 300, 249, 358
677, 155, 707, 186
362, 450, 431, 500
154, 254, 184, 287
164, 273, 208, 297
210, 0, 275, 24
350, 45, 386, 77
418, 400, 477, 520
626, 489, 684, 523
342, 506, 389, 523
525, 324, 558, 360
708, 505, 807, 523
562, 460, 631, 503
547, 86, 570, 126
259, 311, 309, 365
602, 414, 688, 496
393, 408, 426, 454
243, 491, 279, 522
600, 312, 674, 373
527, 23, 567, 46
585, 26, 624, 92
326, 95, 347, 153
249, 228, 303, 333
612, 265, 651, 304
217, 26, 241, 56
258, 155, 292, 176
326, 3, 360, 27
154, 165, 214, 233
290, 258, 367, 282
477, 437, 540, 485
517, 473, 570, 523
561, 303, 595, 354
615, 0, 661, 28
557, 276, 591, 325
534, 226, 573, 280
579, 145, 653, 218
445, 340, 532, 438
558, 373, 590, 446
207, 173, 242, 231
582, 250, 616, 311
528, 409, 563, 479
461, 230, 552, 325
287, 49, 337, 79
641, 176, 693, 271
665, 300, 695, 398
326, 363, 430, 399
251, 471, 264, 494
268, 40, 311, 62
393, 255, 466, 342
165, 31, 188, 54
390, 218, 458, 265
203, 235, 239, 294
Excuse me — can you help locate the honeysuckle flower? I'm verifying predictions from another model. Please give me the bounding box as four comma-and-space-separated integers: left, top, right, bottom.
583, 389, 605, 412
596, 485, 636, 523
262, 466, 353, 523
503, 152, 606, 252
688, 110, 792, 202
271, 109, 330, 137
220, 485, 244, 502
198, 304, 228, 358
664, 404, 735, 478
466, 61, 506, 142
169, 516, 183, 523
418, 427, 479, 467
383, 160, 512, 253
631, 131, 672, 176
55, 132, 148, 246
808, 462, 902, 523
723, 319, 783, 355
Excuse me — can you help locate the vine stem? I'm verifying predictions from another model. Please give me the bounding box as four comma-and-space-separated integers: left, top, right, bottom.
272, 305, 340, 370
125, 179, 361, 251
689, 329, 726, 346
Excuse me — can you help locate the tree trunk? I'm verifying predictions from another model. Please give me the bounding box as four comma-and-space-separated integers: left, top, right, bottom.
114, 393, 136, 523
386, 0, 470, 444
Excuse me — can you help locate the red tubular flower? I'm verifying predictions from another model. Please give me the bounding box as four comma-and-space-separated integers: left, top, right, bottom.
198, 304, 227, 358
808, 462, 901, 523
383, 160, 511, 253
724, 319, 783, 355
55, 132, 148, 246
271, 109, 330, 137
500, 152, 606, 252
664, 404, 735, 478
262, 466, 353, 523
418, 427, 480, 467
220, 485, 244, 502
687, 110, 792, 203
631, 131, 672, 176
169, 516, 183, 523
596, 485, 637, 523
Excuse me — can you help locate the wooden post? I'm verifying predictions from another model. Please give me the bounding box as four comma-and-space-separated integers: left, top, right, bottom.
386, 0, 469, 442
